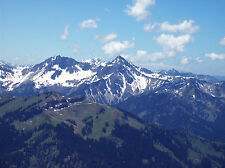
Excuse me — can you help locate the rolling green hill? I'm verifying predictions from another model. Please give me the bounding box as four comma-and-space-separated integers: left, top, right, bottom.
0, 93, 225, 168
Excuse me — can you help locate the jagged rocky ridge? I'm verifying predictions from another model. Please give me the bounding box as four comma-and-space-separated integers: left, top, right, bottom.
0, 55, 225, 105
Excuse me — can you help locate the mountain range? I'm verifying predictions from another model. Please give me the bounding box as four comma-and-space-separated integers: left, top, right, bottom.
1, 55, 225, 143
1, 56, 225, 167
1, 55, 225, 103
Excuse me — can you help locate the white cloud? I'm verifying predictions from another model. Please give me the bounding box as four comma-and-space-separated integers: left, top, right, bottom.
125, 0, 155, 21
125, 34, 193, 63
195, 57, 203, 63
143, 24, 151, 32
101, 33, 118, 42
143, 23, 157, 32
219, 37, 225, 46
158, 20, 199, 34
181, 56, 191, 65
80, 19, 99, 29
136, 50, 148, 57
102, 40, 135, 56
156, 34, 193, 53
60, 25, 69, 40
94, 33, 118, 43
205, 53, 225, 60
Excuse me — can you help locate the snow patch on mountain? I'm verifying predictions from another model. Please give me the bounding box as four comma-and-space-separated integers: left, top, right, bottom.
0, 55, 224, 104
33, 68, 96, 88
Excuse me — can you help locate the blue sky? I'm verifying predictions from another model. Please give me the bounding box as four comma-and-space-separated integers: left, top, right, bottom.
0, 0, 225, 75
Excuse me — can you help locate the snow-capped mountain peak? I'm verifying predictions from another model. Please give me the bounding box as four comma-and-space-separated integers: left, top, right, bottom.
0, 55, 224, 105
111, 55, 134, 67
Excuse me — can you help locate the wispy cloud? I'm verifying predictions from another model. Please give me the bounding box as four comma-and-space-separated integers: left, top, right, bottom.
143, 23, 158, 32
95, 33, 118, 43
205, 53, 225, 60
135, 50, 165, 61
80, 19, 99, 29
125, 53, 179, 70
125, 0, 155, 21
195, 57, 203, 63
102, 33, 118, 43
181, 56, 192, 65
124, 50, 166, 63
60, 25, 69, 40
73, 44, 79, 54
104, 8, 110, 13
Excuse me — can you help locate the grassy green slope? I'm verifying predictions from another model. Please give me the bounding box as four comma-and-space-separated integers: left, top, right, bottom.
0, 93, 225, 168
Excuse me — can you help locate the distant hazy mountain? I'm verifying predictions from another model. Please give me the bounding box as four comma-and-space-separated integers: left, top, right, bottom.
214, 75, 225, 82
0, 93, 225, 168
158, 69, 221, 83
117, 88, 225, 142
